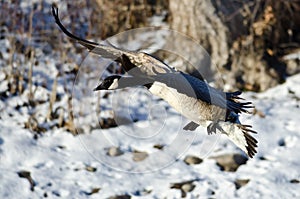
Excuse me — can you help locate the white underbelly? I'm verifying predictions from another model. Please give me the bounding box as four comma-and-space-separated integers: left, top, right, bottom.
149, 82, 212, 122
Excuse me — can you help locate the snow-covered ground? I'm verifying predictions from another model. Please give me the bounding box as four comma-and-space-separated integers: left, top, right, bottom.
1, 1, 300, 199
1, 72, 300, 198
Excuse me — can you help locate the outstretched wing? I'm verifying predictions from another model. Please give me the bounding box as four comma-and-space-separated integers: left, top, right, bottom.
52, 5, 126, 60
52, 5, 175, 76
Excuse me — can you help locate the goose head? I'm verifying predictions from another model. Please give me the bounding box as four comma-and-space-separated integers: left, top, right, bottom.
93, 75, 122, 91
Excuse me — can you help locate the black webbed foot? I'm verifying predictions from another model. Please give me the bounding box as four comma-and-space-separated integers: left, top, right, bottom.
207, 121, 225, 135
207, 122, 217, 135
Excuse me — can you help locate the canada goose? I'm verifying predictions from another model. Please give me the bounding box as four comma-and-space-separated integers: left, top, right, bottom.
52, 5, 258, 158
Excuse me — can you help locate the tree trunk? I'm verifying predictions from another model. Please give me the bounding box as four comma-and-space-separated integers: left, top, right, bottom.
167, 0, 300, 91
159, 0, 229, 84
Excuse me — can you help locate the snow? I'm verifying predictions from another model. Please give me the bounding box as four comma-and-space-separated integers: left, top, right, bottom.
1, 2, 300, 199
1, 73, 300, 198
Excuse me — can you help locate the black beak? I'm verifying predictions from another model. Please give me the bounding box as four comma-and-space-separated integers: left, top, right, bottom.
93, 84, 105, 91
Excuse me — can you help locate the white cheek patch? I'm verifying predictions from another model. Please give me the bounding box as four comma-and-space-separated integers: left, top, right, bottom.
108, 79, 119, 90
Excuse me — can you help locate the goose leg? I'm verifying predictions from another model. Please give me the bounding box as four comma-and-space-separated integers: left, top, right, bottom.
207, 121, 218, 135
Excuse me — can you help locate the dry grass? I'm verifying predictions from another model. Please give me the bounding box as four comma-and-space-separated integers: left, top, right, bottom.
0, 1, 168, 137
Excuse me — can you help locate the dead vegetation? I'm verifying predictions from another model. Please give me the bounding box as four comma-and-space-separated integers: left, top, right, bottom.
1, 2, 80, 137
226, 0, 300, 91
1, 0, 299, 138
0, 0, 168, 137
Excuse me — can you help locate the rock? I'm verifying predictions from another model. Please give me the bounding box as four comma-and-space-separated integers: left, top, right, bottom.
259, 156, 268, 160
181, 183, 196, 193
132, 151, 148, 162
133, 187, 152, 196
278, 138, 285, 146
210, 153, 248, 172
85, 166, 97, 172
90, 187, 101, 194
234, 179, 250, 189
170, 180, 197, 198
81, 187, 101, 195
183, 155, 203, 165
290, 179, 300, 184
153, 144, 164, 150
56, 145, 66, 150
100, 118, 117, 129
107, 147, 124, 157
